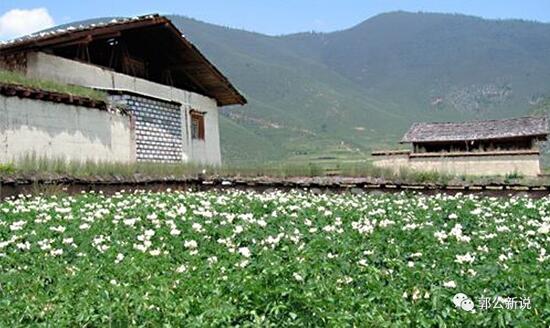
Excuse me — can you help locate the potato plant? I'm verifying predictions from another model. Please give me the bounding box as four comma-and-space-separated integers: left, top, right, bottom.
0, 190, 548, 326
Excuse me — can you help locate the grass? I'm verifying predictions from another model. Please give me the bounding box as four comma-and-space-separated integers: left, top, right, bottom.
0, 69, 107, 102
0, 190, 548, 326
8, 154, 327, 179
2, 153, 449, 182
1, 154, 546, 186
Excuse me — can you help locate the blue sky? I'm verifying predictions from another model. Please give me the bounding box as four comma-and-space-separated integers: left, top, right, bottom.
0, 0, 549, 39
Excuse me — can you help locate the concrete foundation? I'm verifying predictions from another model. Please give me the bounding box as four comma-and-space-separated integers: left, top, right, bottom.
0, 95, 133, 163
373, 151, 542, 176
25, 52, 222, 165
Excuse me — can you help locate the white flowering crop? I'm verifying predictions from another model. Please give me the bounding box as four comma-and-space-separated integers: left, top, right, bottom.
0, 190, 547, 326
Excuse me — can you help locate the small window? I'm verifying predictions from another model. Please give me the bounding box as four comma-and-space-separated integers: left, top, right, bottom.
190, 111, 205, 140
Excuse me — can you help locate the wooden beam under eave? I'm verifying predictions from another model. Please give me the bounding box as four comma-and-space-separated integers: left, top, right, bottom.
50, 35, 93, 48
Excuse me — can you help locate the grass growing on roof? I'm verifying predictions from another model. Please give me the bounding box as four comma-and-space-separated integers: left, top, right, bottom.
0, 69, 107, 102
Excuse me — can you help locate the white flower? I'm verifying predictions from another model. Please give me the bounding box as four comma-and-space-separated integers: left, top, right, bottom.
448, 213, 458, 219
455, 252, 475, 264
16, 241, 31, 250
496, 226, 511, 233
79, 223, 90, 230
10, 220, 26, 231
358, 259, 368, 267
477, 245, 489, 253
412, 288, 421, 301
207, 256, 218, 265
443, 281, 457, 288
62, 238, 74, 245
234, 225, 244, 234
176, 264, 187, 273
55, 207, 71, 214
470, 208, 482, 215
237, 260, 249, 268
134, 244, 147, 252
50, 226, 65, 233
149, 249, 161, 256
238, 247, 252, 258
192, 223, 203, 232
123, 218, 137, 227
434, 231, 448, 243
50, 249, 64, 257
176, 206, 187, 215
293, 272, 304, 282
537, 248, 547, 262
115, 253, 124, 264
537, 222, 549, 234
184, 240, 198, 249
170, 228, 181, 236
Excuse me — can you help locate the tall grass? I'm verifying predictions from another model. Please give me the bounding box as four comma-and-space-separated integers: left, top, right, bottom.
338, 162, 453, 184
7, 154, 327, 179
0, 69, 107, 102
3, 154, 537, 185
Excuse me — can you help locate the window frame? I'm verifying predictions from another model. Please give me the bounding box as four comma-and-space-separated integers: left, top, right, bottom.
190, 110, 206, 140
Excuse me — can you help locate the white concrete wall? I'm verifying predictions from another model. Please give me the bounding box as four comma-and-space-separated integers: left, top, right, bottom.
25, 52, 222, 165
0, 95, 133, 163
371, 154, 410, 171
373, 153, 542, 176
408, 154, 541, 176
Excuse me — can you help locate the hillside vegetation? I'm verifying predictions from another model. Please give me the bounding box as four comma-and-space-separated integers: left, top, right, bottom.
167, 12, 550, 164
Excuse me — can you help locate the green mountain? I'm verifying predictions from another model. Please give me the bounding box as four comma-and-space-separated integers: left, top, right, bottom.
168, 12, 550, 164
55, 12, 550, 164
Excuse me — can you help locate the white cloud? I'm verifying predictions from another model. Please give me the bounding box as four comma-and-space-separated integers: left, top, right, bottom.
0, 8, 55, 40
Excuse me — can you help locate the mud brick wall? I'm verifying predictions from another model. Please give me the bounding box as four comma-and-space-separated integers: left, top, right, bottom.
111, 94, 183, 162
0, 52, 27, 72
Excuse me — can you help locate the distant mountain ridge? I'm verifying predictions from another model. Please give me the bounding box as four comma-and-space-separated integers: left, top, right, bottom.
51, 12, 550, 163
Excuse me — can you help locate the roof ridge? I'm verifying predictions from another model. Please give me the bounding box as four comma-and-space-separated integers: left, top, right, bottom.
409, 115, 546, 126
0, 14, 162, 47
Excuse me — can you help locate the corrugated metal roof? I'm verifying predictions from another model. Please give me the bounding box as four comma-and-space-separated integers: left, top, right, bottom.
0, 15, 158, 49
0, 14, 247, 106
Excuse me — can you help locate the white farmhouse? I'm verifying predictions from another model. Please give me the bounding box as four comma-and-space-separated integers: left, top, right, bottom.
0, 14, 246, 165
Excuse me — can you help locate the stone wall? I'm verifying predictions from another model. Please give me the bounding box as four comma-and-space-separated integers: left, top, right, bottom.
110, 94, 183, 162
0, 95, 133, 163
25, 52, 222, 165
